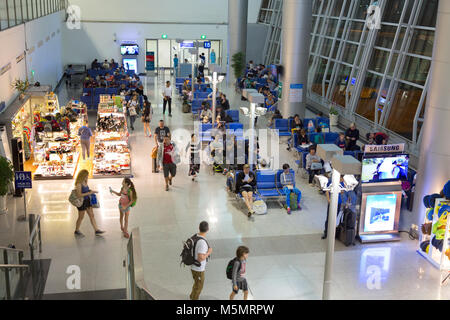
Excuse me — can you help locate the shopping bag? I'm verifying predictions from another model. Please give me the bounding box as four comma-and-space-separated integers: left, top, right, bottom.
90, 193, 100, 208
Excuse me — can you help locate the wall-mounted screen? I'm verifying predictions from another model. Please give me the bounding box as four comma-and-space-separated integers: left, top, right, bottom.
121, 44, 139, 55
361, 154, 409, 183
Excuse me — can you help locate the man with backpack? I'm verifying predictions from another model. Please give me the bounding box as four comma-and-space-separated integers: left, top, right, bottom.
184, 221, 212, 300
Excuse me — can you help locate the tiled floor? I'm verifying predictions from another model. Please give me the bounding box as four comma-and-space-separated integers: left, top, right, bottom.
1, 73, 449, 300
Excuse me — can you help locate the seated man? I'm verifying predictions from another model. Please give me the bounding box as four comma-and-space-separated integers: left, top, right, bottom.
280, 164, 302, 214
305, 146, 323, 185
200, 102, 212, 123
235, 164, 257, 218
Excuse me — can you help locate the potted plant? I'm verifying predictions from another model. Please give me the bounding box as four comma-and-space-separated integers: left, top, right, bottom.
329, 104, 339, 126
231, 52, 246, 80
11, 78, 30, 100
0, 156, 14, 214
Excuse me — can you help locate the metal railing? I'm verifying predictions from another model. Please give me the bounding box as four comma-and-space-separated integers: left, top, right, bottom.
0, 247, 28, 300
28, 214, 42, 261
125, 228, 154, 300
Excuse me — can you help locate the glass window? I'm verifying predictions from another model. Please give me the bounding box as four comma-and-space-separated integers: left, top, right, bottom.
382, 0, 404, 23
342, 43, 358, 64
330, 0, 344, 16
348, 21, 364, 42
355, 73, 389, 122
409, 29, 434, 57
402, 0, 414, 23
312, 58, 327, 96
325, 18, 338, 37
15, 0, 22, 24
368, 49, 390, 73
330, 64, 352, 108
400, 56, 431, 86
331, 40, 341, 59
321, 37, 333, 57
386, 82, 423, 140
374, 25, 397, 49
416, 0, 438, 27
0, 0, 8, 29
354, 0, 371, 20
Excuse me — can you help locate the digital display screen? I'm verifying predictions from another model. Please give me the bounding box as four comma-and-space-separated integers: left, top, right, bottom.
361, 154, 409, 183
121, 45, 139, 55
363, 194, 398, 233
180, 41, 194, 48
123, 58, 137, 74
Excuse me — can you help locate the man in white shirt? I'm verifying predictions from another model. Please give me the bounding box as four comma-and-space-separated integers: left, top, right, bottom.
162, 81, 173, 117
190, 221, 212, 300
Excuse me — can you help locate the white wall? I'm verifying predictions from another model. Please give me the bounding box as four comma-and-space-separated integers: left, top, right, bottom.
0, 25, 26, 108
62, 22, 228, 74
0, 11, 64, 110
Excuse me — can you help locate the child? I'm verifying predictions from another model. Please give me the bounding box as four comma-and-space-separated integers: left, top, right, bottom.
335, 132, 346, 149
110, 178, 137, 239
230, 246, 250, 300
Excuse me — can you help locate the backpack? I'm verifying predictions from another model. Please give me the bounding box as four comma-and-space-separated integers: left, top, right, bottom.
127, 189, 136, 207
180, 234, 208, 267
226, 258, 241, 280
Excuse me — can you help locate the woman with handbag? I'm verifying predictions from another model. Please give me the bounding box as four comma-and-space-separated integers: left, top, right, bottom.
74, 169, 105, 236
110, 178, 137, 239
142, 101, 153, 137
185, 134, 201, 181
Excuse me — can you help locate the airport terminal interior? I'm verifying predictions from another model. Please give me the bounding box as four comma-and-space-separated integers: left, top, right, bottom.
0, 0, 449, 300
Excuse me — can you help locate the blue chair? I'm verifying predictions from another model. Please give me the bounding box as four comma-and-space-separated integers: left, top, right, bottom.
226, 110, 239, 123
81, 95, 92, 108
316, 117, 330, 129
274, 119, 291, 137
256, 170, 282, 199
94, 88, 106, 95
92, 95, 100, 109
200, 123, 213, 142
227, 123, 244, 131
106, 87, 118, 95
324, 132, 339, 144
303, 118, 316, 130
83, 87, 93, 96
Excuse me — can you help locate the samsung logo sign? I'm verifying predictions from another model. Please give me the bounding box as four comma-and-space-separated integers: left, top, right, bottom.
364, 144, 405, 153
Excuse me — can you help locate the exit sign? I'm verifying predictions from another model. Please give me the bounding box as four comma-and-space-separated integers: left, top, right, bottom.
161, 34, 168, 39
200, 35, 206, 40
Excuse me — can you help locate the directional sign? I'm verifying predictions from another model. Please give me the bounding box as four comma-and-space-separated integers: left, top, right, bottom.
15, 171, 32, 189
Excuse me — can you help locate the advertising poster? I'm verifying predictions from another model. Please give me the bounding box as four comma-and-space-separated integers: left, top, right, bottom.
364, 194, 397, 232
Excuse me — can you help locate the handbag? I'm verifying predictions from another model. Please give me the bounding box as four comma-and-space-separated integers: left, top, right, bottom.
310, 162, 323, 170
151, 146, 158, 159
129, 106, 137, 116
90, 193, 100, 208
253, 200, 267, 215
68, 189, 83, 208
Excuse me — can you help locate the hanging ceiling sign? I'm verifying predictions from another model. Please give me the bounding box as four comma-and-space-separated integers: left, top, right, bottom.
0, 63, 11, 76
180, 41, 194, 48
16, 52, 26, 64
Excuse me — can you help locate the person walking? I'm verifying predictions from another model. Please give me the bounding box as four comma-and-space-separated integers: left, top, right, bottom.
229, 246, 250, 300
110, 178, 137, 239
173, 54, 179, 76
142, 100, 153, 137
157, 136, 179, 191
186, 134, 201, 181
78, 121, 92, 161
162, 81, 173, 117
126, 95, 139, 131
280, 163, 302, 214
190, 221, 212, 300
154, 120, 171, 147
73, 169, 105, 236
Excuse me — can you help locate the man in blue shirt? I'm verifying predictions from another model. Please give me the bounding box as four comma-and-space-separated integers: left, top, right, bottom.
280, 164, 302, 214
78, 122, 92, 160
322, 176, 346, 239
210, 49, 216, 64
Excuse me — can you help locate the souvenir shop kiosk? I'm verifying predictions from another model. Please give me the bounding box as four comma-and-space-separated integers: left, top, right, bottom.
357, 144, 409, 243
92, 94, 132, 178
0, 88, 87, 180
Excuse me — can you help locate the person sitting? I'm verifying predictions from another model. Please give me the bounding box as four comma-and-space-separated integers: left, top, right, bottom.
374, 132, 389, 145
118, 84, 129, 96
306, 146, 323, 185
209, 135, 225, 173
287, 114, 303, 151
105, 73, 114, 82
91, 59, 100, 70
335, 132, 346, 149
102, 60, 110, 69
205, 84, 213, 94
345, 122, 359, 151
296, 128, 309, 146
235, 164, 257, 218
313, 126, 325, 144
219, 93, 230, 110
280, 164, 302, 214
269, 109, 283, 127
200, 102, 212, 123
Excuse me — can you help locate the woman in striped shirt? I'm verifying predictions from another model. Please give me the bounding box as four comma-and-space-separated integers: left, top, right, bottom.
186, 134, 201, 181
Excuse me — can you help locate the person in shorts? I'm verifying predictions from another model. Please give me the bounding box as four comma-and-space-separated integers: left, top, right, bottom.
230, 246, 250, 300
158, 136, 178, 191
235, 164, 257, 217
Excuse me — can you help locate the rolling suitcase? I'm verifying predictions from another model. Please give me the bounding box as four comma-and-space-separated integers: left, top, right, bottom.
338, 208, 356, 246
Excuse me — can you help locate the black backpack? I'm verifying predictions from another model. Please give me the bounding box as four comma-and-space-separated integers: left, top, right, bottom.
226, 258, 241, 280
180, 234, 208, 267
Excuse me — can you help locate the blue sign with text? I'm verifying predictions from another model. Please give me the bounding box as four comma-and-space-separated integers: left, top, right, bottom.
15, 171, 32, 189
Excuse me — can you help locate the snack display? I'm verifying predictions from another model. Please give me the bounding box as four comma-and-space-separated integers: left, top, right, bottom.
93, 107, 132, 178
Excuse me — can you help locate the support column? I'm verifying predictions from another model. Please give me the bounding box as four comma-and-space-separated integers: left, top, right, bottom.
413, 1, 450, 224
227, 0, 248, 84
279, 0, 312, 119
